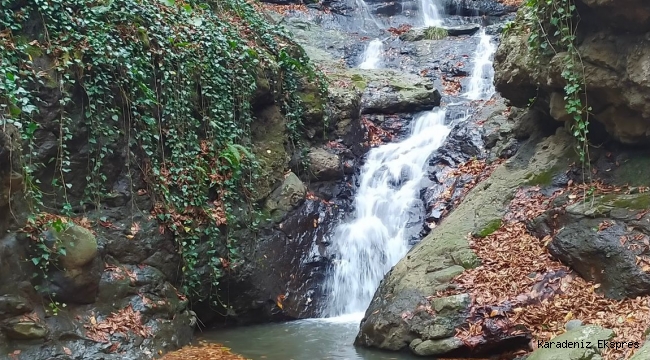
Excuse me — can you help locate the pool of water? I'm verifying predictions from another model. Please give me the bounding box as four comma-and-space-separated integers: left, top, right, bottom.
199, 313, 420, 360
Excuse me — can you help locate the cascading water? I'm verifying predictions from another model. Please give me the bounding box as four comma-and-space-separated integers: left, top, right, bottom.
421, 0, 443, 27
324, 109, 451, 317
324, 27, 497, 319
465, 29, 497, 100
358, 39, 384, 69
355, 0, 383, 31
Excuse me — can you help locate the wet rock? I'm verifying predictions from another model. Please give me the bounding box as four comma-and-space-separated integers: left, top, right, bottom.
358, 70, 441, 115
442, 24, 481, 36
526, 325, 614, 360
441, 0, 518, 16
209, 198, 343, 324
307, 148, 343, 181
264, 172, 307, 222
0, 295, 32, 320
2, 318, 47, 340
431, 121, 485, 167
534, 193, 650, 299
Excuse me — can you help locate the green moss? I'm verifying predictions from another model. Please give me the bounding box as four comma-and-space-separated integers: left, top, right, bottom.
475, 219, 502, 238
525, 165, 560, 186
423, 26, 448, 40
299, 82, 325, 125
612, 193, 650, 210
350, 74, 367, 90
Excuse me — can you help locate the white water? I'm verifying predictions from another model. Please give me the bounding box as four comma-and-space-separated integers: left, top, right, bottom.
465, 29, 497, 100
355, 0, 383, 31
358, 39, 384, 69
421, 0, 443, 27
324, 109, 451, 317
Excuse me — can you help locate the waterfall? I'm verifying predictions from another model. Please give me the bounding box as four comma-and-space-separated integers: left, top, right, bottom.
421, 0, 443, 27
322, 10, 498, 322
324, 109, 451, 317
355, 0, 383, 31
358, 39, 384, 69
465, 29, 497, 100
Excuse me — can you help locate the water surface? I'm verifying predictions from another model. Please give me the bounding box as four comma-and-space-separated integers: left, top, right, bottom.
202, 314, 421, 360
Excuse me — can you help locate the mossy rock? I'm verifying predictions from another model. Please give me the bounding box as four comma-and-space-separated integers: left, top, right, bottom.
250, 105, 290, 201
299, 80, 326, 127
50, 224, 98, 270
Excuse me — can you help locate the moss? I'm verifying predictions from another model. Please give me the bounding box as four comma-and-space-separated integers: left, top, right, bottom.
299, 82, 325, 125
350, 74, 367, 90
423, 26, 448, 40
612, 193, 650, 210
475, 219, 502, 238
525, 165, 560, 186
590, 193, 650, 212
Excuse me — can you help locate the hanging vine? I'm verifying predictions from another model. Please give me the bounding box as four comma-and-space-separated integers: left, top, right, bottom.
0, 0, 328, 303
516, 0, 592, 166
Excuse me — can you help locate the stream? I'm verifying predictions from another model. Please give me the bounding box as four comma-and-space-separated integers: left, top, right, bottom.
201, 1, 499, 359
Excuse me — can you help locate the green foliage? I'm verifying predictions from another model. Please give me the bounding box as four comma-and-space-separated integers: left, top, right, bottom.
1, 0, 327, 303
423, 26, 448, 40
522, 0, 591, 166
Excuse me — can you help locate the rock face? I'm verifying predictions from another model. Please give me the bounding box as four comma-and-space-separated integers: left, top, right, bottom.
494, 1, 650, 144
531, 192, 650, 300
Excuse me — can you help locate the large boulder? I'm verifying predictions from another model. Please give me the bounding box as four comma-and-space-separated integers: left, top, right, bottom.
359, 70, 441, 115
307, 148, 342, 181
494, 3, 650, 144
264, 172, 307, 222
532, 192, 650, 299
35, 225, 102, 304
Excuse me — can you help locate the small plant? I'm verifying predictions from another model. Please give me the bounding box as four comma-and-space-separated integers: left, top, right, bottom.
423, 26, 448, 40
46, 299, 67, 316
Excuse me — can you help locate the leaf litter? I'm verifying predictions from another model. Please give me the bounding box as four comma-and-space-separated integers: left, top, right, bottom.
160, 341, 250, 360
439, 181, 650, 359
84, 304, 150, 344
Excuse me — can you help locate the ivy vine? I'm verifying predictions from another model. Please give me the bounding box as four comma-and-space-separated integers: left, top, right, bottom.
514, 0, 592, 166
1, 0, 327, 303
